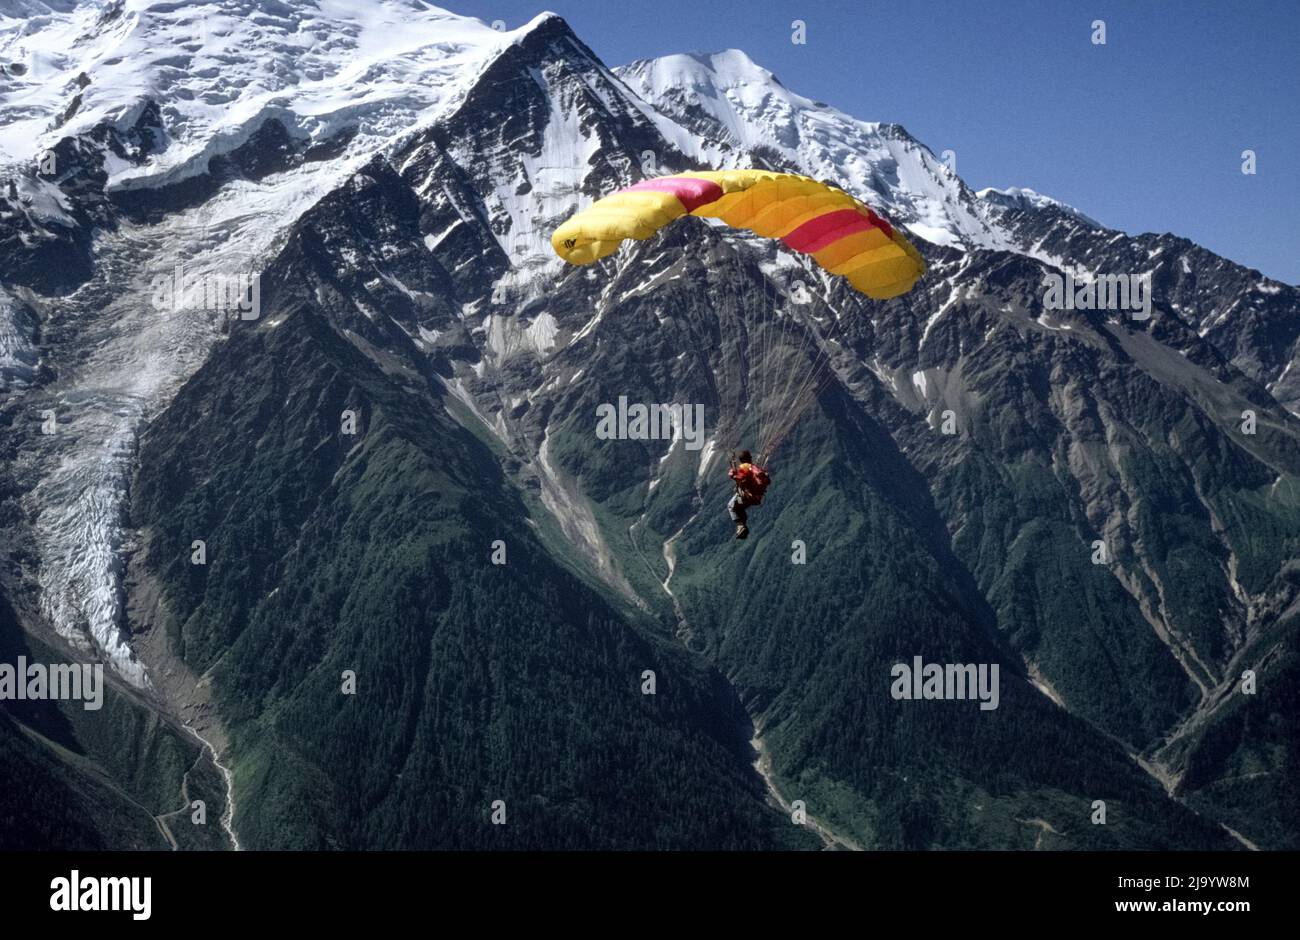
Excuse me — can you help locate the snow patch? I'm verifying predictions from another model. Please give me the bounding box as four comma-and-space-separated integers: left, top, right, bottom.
978, 186, 1099, 227
0, 287, 38, 390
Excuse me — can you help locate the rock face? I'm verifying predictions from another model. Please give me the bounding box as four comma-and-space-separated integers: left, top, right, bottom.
1, 2, 1296, 849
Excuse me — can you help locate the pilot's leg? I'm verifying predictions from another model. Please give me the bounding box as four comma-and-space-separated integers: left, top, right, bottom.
728, 494, 749, 539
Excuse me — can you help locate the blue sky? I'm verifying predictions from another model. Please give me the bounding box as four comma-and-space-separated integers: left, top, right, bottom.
452, 0, 1299, 284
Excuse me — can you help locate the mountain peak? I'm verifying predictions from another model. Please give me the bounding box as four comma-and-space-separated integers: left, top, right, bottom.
0, 0, 539, 185
508, 9, 574, 44
616, 50, 1012, 251
666, 48, 784, 86
618, 48, 805, 116
977, 186, 1100, 228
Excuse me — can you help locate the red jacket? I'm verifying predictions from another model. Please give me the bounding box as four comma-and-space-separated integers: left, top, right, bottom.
729, 463, 770, 505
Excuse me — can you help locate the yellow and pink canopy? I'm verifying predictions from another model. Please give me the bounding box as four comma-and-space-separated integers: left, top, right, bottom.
551, 169, 925, 299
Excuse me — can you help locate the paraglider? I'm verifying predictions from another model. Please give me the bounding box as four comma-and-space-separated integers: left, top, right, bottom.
727, 450, 770, 540
552, 169, 925, 538
551, 169, 924, 298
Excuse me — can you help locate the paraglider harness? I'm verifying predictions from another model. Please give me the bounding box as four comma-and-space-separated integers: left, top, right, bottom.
728, 452, 771, 508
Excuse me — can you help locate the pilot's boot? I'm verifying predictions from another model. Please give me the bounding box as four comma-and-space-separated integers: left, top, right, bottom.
735, 523, 749, 540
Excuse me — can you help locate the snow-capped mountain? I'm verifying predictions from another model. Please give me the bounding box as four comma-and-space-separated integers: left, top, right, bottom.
1, 1, 1297, 851
977, 185, 1099, 228
1, 0, 534, 179
0, 0, 569, 682
615, 49, 1300, 413
616, 49, 1014, 251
